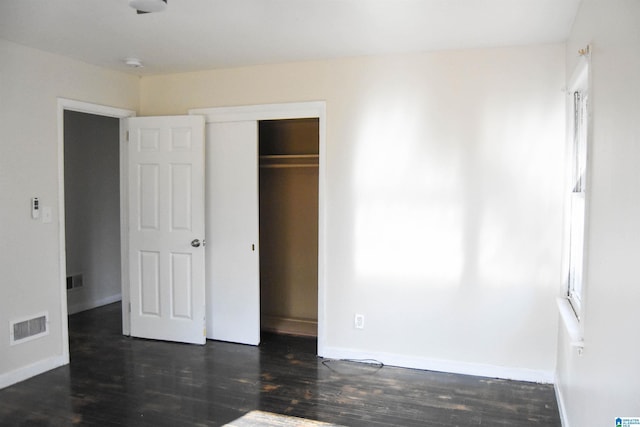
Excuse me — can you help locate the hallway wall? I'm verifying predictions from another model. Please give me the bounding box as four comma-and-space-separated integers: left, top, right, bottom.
64, 111, 122, 314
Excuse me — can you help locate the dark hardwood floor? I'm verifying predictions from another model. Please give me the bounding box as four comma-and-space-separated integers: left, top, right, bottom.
0, 303, 561, 426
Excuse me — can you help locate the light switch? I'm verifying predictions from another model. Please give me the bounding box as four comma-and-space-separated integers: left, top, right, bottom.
42, 206, 52, 223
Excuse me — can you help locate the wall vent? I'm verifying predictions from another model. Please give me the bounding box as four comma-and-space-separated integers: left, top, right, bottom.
10, 312, 49, 345
66, 273, 84, 290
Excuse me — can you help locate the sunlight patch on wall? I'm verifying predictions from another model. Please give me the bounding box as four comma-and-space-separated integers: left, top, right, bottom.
475, 101, 565, 288
355, 201, 463, 284
349, 82, 563, 289
352, 104, 464, 285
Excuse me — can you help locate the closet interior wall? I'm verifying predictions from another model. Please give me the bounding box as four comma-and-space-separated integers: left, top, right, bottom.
259, 118, 319, 337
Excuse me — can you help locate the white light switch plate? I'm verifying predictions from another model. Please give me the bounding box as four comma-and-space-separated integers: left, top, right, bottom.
42, 206, 52, 223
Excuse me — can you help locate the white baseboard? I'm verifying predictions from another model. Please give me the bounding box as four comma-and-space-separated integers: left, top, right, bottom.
262, 315, 317, 337
0, 354, 68, 390
554, 381, 570, 427
67, 293, 122, 315
320, 345, 555, 384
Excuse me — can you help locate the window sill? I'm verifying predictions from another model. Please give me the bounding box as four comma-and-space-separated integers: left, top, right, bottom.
557, 297, 584, 348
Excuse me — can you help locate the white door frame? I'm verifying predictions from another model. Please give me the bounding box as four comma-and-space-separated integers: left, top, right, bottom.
56, 98, 136, 361
190, 101, 327, 355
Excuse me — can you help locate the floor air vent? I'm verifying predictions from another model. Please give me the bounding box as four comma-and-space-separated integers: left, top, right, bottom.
10, 312, 49, 345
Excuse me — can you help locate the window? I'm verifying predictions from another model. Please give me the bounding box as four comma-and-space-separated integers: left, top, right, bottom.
566, 57, 589, 319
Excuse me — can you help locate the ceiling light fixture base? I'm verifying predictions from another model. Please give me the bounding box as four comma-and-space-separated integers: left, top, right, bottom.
129, 0, 167, 13
124, 57, 144, 68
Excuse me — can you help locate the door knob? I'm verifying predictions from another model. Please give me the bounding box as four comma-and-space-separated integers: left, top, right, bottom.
191, 239, 201, 248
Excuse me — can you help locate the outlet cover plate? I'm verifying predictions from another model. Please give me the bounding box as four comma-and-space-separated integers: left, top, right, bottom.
354, 314, 365, 329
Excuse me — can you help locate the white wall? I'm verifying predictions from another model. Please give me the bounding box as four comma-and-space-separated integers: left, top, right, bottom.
64, 111, 122, 314
0, 37, 568, 389
141, 44, 566, 381
0, 39, 138, 387
556, 0, 640, 425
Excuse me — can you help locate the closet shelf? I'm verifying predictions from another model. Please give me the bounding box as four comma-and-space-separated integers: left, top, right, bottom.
259, 154, 319, 169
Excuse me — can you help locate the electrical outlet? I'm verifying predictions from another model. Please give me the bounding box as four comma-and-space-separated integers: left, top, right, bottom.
354, 314, 365, 329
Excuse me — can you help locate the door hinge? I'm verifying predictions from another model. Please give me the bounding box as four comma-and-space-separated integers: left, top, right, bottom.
128, 302, 131, 313
126, 130, 129, 142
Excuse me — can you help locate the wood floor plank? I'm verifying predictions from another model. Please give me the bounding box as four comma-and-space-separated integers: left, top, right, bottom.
0, 303, 561, 426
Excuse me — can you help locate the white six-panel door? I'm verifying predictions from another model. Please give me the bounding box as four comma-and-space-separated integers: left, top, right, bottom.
127, 115, 206, 345
206, 121, 260, 345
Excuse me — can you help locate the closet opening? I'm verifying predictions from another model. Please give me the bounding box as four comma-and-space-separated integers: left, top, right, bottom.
258, 118, 319, 339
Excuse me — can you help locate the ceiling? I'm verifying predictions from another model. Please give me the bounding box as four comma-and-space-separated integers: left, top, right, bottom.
0, 0, 581, 76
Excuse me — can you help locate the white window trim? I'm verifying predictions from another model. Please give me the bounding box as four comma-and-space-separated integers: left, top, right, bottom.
567, 85, 588, 316
559, 51, 591, 349
557, 298, 583, 348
